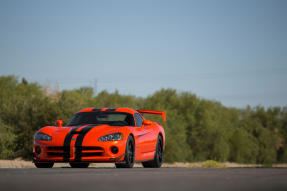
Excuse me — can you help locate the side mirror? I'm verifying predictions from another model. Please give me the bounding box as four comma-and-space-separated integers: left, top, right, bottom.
55, 120, 63, 127
142, 120, 152, 126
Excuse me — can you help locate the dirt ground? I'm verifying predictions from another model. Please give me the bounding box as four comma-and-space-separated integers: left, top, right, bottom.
1, 159, 286, 168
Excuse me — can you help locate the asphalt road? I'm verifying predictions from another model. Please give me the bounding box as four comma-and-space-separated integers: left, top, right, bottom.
0, 167, 287, 191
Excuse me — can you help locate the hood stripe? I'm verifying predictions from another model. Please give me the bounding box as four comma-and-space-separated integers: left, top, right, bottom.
74, 125, 98, 162
63, 125, 82, 162
63, 125, 99, 162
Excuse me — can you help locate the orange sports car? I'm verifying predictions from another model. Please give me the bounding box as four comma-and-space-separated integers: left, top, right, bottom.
32, 107, 166, 168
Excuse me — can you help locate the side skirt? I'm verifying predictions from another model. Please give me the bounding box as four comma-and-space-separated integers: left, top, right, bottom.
135, 151, 155, 162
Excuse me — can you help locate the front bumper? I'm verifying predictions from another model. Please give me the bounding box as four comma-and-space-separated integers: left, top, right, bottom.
33, 140, 126, 163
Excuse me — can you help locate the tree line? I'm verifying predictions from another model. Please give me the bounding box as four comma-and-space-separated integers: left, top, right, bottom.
0, 75, 286, 164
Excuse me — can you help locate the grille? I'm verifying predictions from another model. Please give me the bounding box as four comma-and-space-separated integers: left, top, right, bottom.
47, 146, 67, 151
47, 152, 65, 157
76, 146, 103, 151
47, 146, 103, 151
81, 152, 103, 157
46, 146, 104, 158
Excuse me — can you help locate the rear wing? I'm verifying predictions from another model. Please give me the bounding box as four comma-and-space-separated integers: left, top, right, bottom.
137, 110, 166, 121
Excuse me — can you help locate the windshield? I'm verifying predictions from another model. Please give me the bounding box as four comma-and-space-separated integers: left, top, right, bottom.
66, 112, 135, 126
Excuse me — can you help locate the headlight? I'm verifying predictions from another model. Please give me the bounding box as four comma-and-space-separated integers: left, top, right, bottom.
34, 132, 52, 141
98, 133, 123, 141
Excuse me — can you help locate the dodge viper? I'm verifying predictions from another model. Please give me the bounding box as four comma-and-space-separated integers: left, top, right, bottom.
32, 107, 166, 168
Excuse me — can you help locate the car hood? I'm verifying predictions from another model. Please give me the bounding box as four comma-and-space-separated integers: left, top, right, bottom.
55, 124, 124, 136
40, 124, 126, 145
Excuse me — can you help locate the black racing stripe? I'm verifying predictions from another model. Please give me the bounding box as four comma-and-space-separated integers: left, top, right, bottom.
74, 125, 98, 162
63, 126, 82, 162
106, 108, 117, 111
92, 108, 103, 111
137, 132, 151, 138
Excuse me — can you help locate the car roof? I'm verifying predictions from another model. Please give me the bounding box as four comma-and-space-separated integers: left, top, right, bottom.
78, 107, 138, 114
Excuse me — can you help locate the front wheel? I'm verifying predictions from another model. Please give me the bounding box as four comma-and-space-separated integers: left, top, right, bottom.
115, 135, 135, 168
69, 162, 90, 168
34, 162, 54, 168
142, 135, 163, 168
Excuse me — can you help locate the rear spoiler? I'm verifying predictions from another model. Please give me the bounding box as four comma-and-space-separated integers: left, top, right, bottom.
137, 110, 166, 121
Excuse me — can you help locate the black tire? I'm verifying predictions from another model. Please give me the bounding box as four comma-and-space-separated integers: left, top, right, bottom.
34, 162, 54, 168
69, 162, 90, 168
142, 135, 163, 168
115, 135, 135, 168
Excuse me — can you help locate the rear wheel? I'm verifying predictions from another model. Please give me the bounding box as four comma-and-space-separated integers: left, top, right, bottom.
142, 135, 163, 168
69, 162, 90, 168
34, 162, 54, 168
115, 135, 135, 168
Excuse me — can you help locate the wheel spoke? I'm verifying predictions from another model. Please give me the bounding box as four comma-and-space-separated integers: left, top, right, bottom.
158, 140, 163, 162
126, 141, 134, 164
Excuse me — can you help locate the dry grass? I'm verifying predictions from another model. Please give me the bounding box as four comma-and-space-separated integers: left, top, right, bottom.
164, 161, 287, 168
0, 159, 34, 168
1, 159, 287, 168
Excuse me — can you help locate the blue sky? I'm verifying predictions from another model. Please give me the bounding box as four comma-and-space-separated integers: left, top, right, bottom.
0, 0, 286, 108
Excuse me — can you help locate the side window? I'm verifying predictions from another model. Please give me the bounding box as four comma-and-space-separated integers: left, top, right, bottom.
134, 113, 143, 127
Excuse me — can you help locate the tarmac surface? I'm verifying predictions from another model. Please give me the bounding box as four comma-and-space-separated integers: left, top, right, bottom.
0, 167, 287, 191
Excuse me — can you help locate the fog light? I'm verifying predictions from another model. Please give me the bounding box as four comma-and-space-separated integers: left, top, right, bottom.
111, 146, 118, 154
35, 146, 41, 154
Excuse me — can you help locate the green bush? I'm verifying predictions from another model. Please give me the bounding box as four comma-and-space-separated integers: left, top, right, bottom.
0, 75, 286, 164
0, 120, 17, 159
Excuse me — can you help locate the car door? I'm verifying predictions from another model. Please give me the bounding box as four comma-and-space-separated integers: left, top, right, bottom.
134, 113, 155, 153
